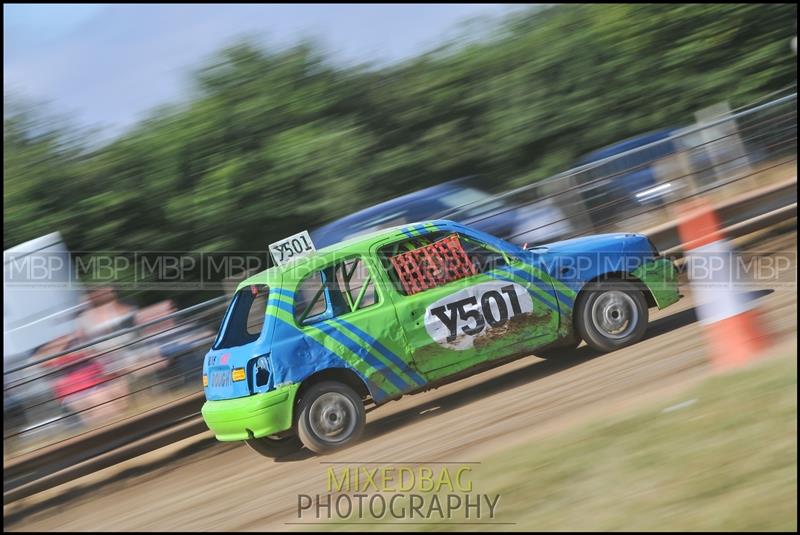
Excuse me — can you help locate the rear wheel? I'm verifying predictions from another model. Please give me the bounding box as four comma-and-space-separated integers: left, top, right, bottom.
575, 280, 648, 353
245, 434, 302, 458
297, 381, 365, 454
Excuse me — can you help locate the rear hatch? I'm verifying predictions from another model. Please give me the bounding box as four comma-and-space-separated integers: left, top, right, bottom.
204, 284, 274, 401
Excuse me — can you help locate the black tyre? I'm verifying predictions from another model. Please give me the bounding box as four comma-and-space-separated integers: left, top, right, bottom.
575, 280, 649, 353
245, 434, 302, 459
296, 381, 365, 454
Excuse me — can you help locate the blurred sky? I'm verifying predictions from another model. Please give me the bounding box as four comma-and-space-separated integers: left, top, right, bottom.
4, 3, 522, 137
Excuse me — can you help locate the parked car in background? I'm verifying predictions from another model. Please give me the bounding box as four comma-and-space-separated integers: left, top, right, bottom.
575, 129, 682, 228
310, 177, 574, 249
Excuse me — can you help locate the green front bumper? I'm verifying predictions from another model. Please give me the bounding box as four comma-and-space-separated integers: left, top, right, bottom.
201, 383, 300, 441
633, 257, 681, 309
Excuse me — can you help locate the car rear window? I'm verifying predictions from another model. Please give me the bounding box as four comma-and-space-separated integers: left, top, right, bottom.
213, 284, 269, 349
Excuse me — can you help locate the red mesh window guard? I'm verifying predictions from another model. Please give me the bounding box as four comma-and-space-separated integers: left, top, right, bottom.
389, 234, 478, 296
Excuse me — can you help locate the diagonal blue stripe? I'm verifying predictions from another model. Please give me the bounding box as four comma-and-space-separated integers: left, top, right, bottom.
412, 223, 429, 235
271, 316, 390, 402
272, 287, 294, 299
271, 298, 295, 315
314, 322, 411, 392
332, 318, 426, 386
488, 273, 562, 315
557, 291, 574, 307
271, 289, 414, 390
553, 291, 573, 308
496, 265, 574, 308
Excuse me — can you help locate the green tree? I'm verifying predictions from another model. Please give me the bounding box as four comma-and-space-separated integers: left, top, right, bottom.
4, 4, 796, 305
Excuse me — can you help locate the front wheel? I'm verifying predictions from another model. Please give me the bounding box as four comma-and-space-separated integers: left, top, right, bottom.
575, 280, 649, 353
297, 381, 366, 454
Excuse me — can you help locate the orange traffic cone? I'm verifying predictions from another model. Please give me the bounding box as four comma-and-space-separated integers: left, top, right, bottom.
677, 198, 771, 370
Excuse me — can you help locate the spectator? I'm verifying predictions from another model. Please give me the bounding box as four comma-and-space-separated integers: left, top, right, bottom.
134, 300, 213, 390
37, 334, 129, 430
76, 286, 139, 378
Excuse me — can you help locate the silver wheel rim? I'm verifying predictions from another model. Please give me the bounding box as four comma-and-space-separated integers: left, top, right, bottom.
308, 392, 357, 443
590, 290, 638, 340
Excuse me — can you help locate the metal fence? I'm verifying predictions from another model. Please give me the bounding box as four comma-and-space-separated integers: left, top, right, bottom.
444, 92, 796, 246
3, 297, 227, 456
2, 91, 797, 459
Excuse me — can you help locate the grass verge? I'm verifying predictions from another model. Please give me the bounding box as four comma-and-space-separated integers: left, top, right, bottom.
327, 351, 797, 531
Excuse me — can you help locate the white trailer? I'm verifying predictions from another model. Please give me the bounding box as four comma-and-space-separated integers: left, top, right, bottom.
3, 232, 87, 364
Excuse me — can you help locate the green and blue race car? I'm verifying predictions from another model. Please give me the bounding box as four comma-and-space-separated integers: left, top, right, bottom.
201, 220, 679, 456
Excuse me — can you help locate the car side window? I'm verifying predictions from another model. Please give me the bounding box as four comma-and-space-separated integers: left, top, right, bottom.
294, 273, 328, 323
378, 232, 510, 296
460, 235, 510, 273
334, 258, 378, 311
294, 257, 378, 325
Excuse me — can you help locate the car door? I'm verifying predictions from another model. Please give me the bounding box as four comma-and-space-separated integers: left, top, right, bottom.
377, 230, 560, 381
292, 255, 427, 399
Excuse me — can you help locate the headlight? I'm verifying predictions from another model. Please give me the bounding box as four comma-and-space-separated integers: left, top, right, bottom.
256, 357, 268, 371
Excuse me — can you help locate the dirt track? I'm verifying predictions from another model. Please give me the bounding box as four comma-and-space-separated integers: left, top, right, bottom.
5, 229, 797, 531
